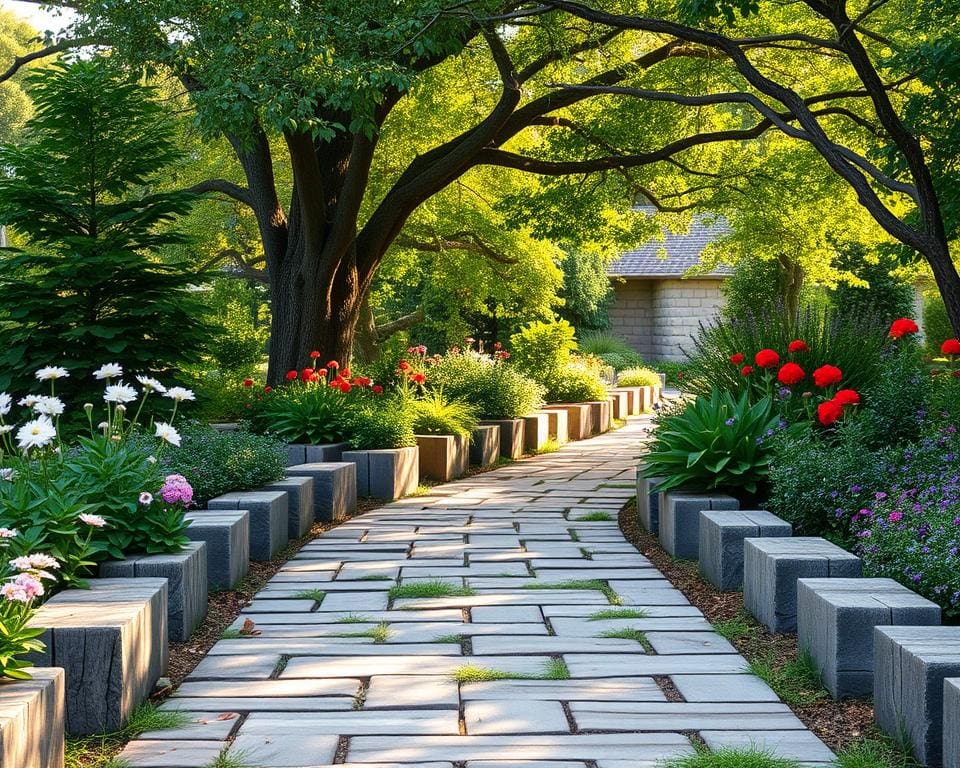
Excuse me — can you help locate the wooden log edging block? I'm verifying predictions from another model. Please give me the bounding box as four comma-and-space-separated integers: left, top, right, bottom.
584, 400, 611, 434
184, 510, 250, 591
208, 490, 290, 560
342, 447, 419, 500
0, 667, 64, 768
469, 425, 499, 467
743, 537, 861, 635
698, 510, 791, 592
285, 462, 357, 522
27, 578, 168, 736
797, 578, 940, 700
538, 408, 568, 444
100, 542, 208, 641
658, 490, 739, 560
608, 390, 629, 420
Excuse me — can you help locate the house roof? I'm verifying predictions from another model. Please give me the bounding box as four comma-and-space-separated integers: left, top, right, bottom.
608, 213, 733, 279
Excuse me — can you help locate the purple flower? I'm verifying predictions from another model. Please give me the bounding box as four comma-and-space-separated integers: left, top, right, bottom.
159, 474, 193, 505
725, 418, 735, 426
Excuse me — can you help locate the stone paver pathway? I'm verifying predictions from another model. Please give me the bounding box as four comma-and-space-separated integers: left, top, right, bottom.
120, 418, 835, 767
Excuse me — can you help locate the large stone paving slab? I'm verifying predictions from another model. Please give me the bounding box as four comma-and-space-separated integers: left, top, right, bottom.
120, 419, 833, 766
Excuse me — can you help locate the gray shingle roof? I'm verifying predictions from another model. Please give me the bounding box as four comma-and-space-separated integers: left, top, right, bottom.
608, 214, 732, 278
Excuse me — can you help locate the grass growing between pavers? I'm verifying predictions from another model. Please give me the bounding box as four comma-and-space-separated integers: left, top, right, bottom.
748, 649, 826, 708
432, 633, 465, 644
389, 580, 476, 600
65, 703, 191, 768
598, 627, 654, 652
712, 611, 754, 641
662, 746, 802, 768
587, 607, 650, 620
452, 658, 570, 683
335, 613, 373, 623
206, 747, 252, 768
531, 438, 562, 455
332, 621, 391, 643
523, 578, 622, 605
293, 588, 327, 602
572, 511, 614, 522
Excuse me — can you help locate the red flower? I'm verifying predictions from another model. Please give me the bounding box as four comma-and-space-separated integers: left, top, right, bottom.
372, 384, 383, 394
812, 364, 843, 388
341, 368, 351, 378
339, 381, 352, 393
285, 370, 298, 381
740, 365, 754, 376
353, 376, 372, 387
754, 349, 780, 369
954, 370, 960, 379
317, 368, 328, 378
776, 362, 805, 386
493, 341, 503, 350
398, 360, 411, 371
941, 338, 960, 356
309, 351, 320, 359
411, 372, 427, 385
301, 368, 314, 382
327, 360, 340, 369
243, 378, 254, 388
818, 399, 844, 426
834, 388, 860, 405
730, 353, 745, 365
263, 386, 272, 393
788, 340, 810, 353
889, 318, 919, 339
496, 350, 510, 359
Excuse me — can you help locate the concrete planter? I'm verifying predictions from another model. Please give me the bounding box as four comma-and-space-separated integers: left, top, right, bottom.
543, 403, 592, 441
263, 476, 315, 538
283, 442, 349, 467
698, 510, 791, 592
469, 425, 500, 467
100, 542, 208, 641
608, 389, 629, 420
585, 400, 611, 434
479, 419, 526, 460
610, 387, 643, 416
657, 490, 739, 560
285, 462, 357, 522
0, 667, 64, 768
208, 490, 289, 561
27, 578, 168, 736
343, 446, 419, 500
416, 434, 469, 482
635, 469, 662, 534
522, 413, 550, 453
538, 408, 568, 444
185, 510, 250, 591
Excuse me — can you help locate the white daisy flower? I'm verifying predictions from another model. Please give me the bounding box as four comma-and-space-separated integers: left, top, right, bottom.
15, 417, 56, 450
33, 396, 64, 417
154, 421, 181, 447
18, 395, 39, 408
136, 375, 167, 394
138, 492, 153, 505
0, 425, 13, 435
164, 387, 195, 402
35, 366, 69, 381
78, 513, 106, 528
103, 383, 138, 404
0, 393, 10, 416
0, 527, 18, 537
93, 363, 123, 380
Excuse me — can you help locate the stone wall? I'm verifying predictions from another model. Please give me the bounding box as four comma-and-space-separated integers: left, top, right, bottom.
609, 277, 726, 361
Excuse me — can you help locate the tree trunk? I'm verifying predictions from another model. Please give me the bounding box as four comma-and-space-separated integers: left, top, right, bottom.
925, 240, 960, 337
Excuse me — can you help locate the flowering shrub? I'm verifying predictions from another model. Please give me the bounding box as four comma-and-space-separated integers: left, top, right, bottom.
931, 340, 960, 427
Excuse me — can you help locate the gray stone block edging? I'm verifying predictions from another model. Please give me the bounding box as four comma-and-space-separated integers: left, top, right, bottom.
743, 537, 862, 635
699, 510, 791, 592
184, 510, 250, 591
0, 666, 64, 768
285, 462, 357, 522
469, 425, 500, 467
798, 578, 940, 700
100, 542, 208, 641
283, 442, 349, 467
342, 447, 419, 500
208, 490, 289, 561
636, 470, 662, 535
658, 490, 739, 560
27, 578, 168, 736
945, 678, 960, 768
264, 476, 315, 539
875, 625, 960, 766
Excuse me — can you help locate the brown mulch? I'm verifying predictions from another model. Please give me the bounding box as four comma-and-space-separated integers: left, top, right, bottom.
618, 497, 878, 755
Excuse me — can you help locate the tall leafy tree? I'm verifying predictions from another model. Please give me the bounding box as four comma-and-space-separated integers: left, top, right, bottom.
0, 60, 210, 400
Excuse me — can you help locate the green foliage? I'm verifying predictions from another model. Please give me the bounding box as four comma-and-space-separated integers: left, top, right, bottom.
0, 60, 211, 403
832, 245, 916, 325
557, 250, 613, 332
410, 391, 478, 438
548, 364, 608, 403
616, 367, 662, 388
181, 369, 255, 423
748, 649, 827, 707
931, 360, 960, 426
643, 389, 787, 495
924, 294, 955, 355
0, 561, 48, 679
661, 746, 801, 768
579, 332, 644, 371
854, 343, 930, 447
389, 580, 475, 599
722, 255, 793, 325
251, 383, 350, 445
200, 279, 269, 371
148, 422, 287, 506
428, 350, 543, 419
833, 737, 917, 768
510, 319, 578, 383
342, 395, 416, 450
587, 607, 649, 620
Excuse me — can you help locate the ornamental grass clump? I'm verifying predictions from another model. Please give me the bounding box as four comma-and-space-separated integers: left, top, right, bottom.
616, 367, 661, 387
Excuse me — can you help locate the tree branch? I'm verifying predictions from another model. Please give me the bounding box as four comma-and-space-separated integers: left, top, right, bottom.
0, 38, 87, 84
187, 179, 254, 207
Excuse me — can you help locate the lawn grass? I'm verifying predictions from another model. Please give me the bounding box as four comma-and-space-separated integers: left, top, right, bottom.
432, 633, 465, 644
531, 438, 562, 455
712, 611, 756, 642
334, 613, 372, 624
587, 607, 650, 620
388, 580, 476, 600
748, 649, 827, 707
523, 578, 622, 605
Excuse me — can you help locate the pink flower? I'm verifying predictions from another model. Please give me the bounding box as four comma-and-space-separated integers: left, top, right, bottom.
159, 474, 194, 505
889, 511, 903, 522
0, 528, 17, 539
79, 513, 106, 528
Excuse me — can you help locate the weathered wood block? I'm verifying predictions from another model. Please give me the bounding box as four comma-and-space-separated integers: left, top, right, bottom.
479, 419, 526, 460
699, 510, 791, 592
608, 390, 629, 420
416, 434, 469, 482
744, 537, 862, 635
342, 447, 419, 500
0, 667, 64, 768
610, 387, 643, 416
944, 678, 960, 768
263, 476, 315, 538
27, 578, 168, 736
283, 442, 349, 467
542, 404, 592, 441
469, 425, 500, 467
875, 626, 960, 766
285, 462, 357, 522
100, 542, 208, 641
635, 469, 662, 535
538, 408, 568, 444
184, 509, 250, 591
658, 490, 739, 560
585, 400, 611, 434
208, 490, 289, 561
522, 413, 550, 452
798, 578, 940, 700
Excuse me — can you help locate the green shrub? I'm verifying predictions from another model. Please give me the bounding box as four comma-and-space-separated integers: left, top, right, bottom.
854, 342, 929, 447
931, 362, 960, 426
831, 244, 916, 325
342, 396, 416, 450
924, 293, 955, 355
721, 254, 794, 324
510, 319, 578, 382
617, 367, 661, 387
429, 350, 544, 419
182, 368, 257, 422
549, 363, 608, 403
411, 391, 478, 438
642, 388, 789, 495
250, 382, 351, 445
598, 350, 645, 371
149, 422, 287, 506
578, 332, 644, 371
